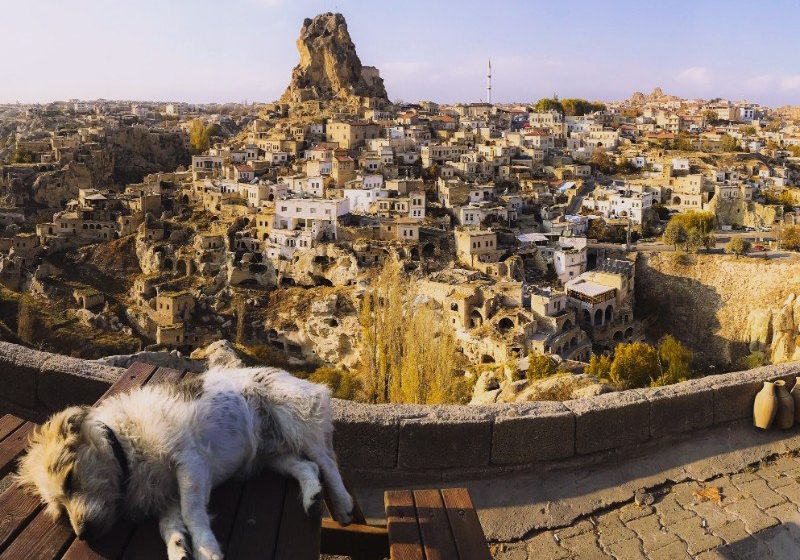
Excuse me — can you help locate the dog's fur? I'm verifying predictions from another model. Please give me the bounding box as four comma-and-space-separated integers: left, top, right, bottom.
16, 366, 354, 560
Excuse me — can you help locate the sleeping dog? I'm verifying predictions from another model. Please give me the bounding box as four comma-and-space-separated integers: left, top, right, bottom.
16, 366, 354, 560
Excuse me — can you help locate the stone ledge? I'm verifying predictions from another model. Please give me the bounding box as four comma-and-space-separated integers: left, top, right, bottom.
1, 342, 800, 481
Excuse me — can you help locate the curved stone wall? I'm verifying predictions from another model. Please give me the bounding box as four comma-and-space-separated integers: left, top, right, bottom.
1, 341, 798, 483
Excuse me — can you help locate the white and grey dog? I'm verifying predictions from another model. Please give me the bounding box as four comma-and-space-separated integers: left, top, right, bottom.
16, 366, 354, 560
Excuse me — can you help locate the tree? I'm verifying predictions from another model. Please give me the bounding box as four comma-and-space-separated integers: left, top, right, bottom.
702, 110, 717, 124
719, 134, 740, 152
608, 342, 661, 389
584, 354, 612, 380
725, 237, 751, 257
10, 147, 35, 164
779, 225, 800, 251
533, 98, 563, 113
590, 148, 614, 174
188, 119, 219, 153
527, 352, 558, 380
662, 219, 688, 249
654, 335, 693, 385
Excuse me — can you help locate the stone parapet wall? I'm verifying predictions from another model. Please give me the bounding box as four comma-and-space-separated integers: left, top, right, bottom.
1, 342, 798, 483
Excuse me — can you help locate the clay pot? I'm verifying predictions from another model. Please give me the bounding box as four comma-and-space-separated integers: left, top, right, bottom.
791, 377, 800, 423
775, 380, 795, 430
754, 381, 777, 429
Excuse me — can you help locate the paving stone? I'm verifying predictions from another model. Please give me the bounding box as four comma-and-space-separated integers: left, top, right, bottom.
604, 537, 646, 560
625, 514, 679, 552
491, 542, 528, 560
654, 493, 696, 526
595, 511, 637, 547
667, 515, 724, 554
687, 500, 739, 531
559, 531, 610, 559
526, 531, 570, 560
758, 463, 797, 490
694, 551, 727, 560
618, 504, 653, 522
711, 520, 750, 545
730, 471, 761, 485
671, 480, 703, 506
646, 539, 691, 560
724, 497, 779, 534
734, 478, 786, 510
763, 500, 800, 524
555, 518, 594, 539
709, 475, 746, 506
775, 482, 800, 505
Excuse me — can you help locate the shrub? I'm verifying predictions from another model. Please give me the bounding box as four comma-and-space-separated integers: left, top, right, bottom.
725, 237, 751, 257
583, 354, 612, 380
309, 367, 362, 400
527, 352, 559, 380
744, 350, 769, 369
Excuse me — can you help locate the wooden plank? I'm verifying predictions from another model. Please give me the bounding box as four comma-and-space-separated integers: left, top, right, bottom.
441, 488, 491, 560
62, 519, 136, 560
0, 415, 24, 443
0, 485, 41, 553
385, 490, 424, 560
274, 478, 320, 560
226, 471, 287, 559
97, 362, 158, 402
0, 422, 34, 479
0, 507, 74, 559
321, 519, 389, 560
209, 479, 245, 554
120, 518, 167, 560
147, 366, 183, 385
413, 489, 458, 560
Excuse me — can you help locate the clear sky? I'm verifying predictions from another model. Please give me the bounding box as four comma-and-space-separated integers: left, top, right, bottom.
2, 0, 799, 106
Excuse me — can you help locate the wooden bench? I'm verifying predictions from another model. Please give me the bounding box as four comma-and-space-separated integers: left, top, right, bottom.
0, 362, 320, 559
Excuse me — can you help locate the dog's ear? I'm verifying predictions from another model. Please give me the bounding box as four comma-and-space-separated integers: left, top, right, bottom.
59, 406, 90, 439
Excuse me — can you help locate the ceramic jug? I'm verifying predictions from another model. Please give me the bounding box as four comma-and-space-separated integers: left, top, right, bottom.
791, 377, 800, 422
754, 381, 777, 429
775, 380, 795, 429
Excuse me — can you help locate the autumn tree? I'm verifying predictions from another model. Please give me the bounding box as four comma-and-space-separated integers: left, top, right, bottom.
725, 237, 751, 257
584, 354, 612, 380
779, 225, 800, 251
358, 263, 467, 404
654, 335, 693, 385
608, 342, 660, 389
719, 134, 740, 152
309, 367, 362, 400
662, 219, 688, 249
527, 352, 559, 380
188, 120, 219, 153
533, 98, 563, 113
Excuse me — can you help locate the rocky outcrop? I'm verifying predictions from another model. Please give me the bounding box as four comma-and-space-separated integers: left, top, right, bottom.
707, 195, 782, 228
637, 253, 800, 369
471, 371, 612, 404
279, 243, 360, 287
281, 13, 389, 104
107, 126, 189, 185
746, 294, 800, 364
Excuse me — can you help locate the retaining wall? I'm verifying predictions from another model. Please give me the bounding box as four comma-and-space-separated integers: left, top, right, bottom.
1, 342, 798, 483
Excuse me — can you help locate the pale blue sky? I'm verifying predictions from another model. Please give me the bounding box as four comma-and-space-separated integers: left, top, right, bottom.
2, 0, 799, 106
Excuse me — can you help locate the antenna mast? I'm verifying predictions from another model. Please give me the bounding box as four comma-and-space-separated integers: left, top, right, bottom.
487, 58, 492, 104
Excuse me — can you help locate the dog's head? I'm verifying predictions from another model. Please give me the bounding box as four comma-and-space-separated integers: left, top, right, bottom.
16, 406, 122, 539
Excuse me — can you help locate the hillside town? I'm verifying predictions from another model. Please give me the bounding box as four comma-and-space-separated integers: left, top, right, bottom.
2, 13, 800, 405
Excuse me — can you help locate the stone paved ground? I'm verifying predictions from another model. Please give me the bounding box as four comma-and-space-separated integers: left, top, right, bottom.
491, 452, 800, 559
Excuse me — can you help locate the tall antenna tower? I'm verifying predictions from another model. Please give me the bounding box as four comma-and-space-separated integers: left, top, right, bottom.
486, 58, 492, 104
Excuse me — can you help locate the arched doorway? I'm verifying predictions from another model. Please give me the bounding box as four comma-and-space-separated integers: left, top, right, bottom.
594, 309, 603, 326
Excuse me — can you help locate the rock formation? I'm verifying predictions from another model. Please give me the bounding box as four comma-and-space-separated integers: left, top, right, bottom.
281, 13, 389, 104
746, 294, 800, 364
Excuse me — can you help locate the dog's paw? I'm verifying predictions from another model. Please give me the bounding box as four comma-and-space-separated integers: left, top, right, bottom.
332, 492, 355, 526
167, 534, 191, 560
194, 536, 223, 560
301, 477, 323, 517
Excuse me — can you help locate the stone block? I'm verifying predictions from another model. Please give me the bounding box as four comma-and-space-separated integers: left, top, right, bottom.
37, 355, 120, 412
647, 379, 714, 438
491, 402, 575, 465
331, 400, 424, 469
398, 406, 493, 469
0, 342, 48, 408
565, 389, 650, 455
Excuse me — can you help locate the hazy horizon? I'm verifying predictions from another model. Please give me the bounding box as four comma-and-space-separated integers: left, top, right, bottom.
2, 0, 799, 107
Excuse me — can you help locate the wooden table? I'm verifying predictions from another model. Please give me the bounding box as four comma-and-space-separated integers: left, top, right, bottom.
0, 362, 320, 559
385, 488, 491, 560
